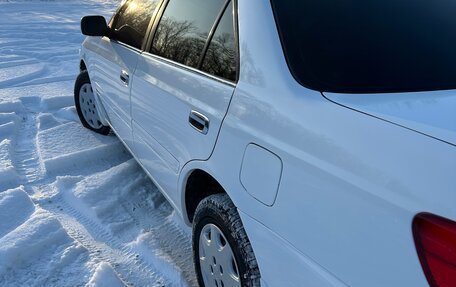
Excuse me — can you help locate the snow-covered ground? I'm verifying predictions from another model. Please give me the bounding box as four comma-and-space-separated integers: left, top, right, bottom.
0, 1, 196, 286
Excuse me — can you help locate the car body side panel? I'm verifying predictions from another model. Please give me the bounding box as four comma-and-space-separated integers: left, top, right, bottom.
82, 37, 139, 149
184, 0, 456, 286
81, 1, 456, 286
239, 210, 348, 287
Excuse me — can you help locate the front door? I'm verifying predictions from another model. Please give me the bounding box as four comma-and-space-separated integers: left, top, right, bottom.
88, 0, 160, 148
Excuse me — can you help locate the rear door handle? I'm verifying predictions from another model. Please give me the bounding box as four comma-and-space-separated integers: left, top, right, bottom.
120, 70, 129, 86
189, 110, 209, 134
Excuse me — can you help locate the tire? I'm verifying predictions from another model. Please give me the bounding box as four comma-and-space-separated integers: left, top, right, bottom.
193, 194, 261, 287
74, 70, 110, 135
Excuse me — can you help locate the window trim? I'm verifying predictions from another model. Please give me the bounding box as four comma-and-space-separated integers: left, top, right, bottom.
108, 38, 144, 54
143, 0, 169, 53
108, 0, 164, 51
141, 0, 167, 51
232, 0, 240, 83
144, 0, 240, 84
108, 0, 127, 28
142, 51, 236, 87
197, 0, 231, 69
109, 0, 130, 35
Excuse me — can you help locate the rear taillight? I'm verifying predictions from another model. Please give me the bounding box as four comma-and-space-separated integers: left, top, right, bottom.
413, 213, 456, 287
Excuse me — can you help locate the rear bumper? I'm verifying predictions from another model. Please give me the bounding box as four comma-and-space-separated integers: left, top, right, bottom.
239, 210, 348, 287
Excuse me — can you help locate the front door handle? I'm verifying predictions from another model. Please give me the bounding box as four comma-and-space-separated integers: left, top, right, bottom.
189, 110, 209, 134
120, 70, 129, 86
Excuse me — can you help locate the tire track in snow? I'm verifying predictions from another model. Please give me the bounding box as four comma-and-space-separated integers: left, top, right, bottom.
10, 75, 75, 88
39, 160, 196, 286
1, 2, 196, 285
0, 59, 39, 69
17, 107, 196, 286
12, 97, 46, 187
4, 101, 196, 286
42, 190, 182, 287
116, 188, 197, 286
0, 63, 47, 89
6, 100, 170, 286
0, 55, 27, 63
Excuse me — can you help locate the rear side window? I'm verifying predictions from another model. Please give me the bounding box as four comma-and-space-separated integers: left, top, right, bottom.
112, 0, 160, 49
201, 1, 237, 82
271, 0, 456, 93
151, 0, 226, 68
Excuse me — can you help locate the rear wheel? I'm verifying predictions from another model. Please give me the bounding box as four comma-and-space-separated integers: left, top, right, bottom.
193, 194, 261, 287
74, 71, 110, 135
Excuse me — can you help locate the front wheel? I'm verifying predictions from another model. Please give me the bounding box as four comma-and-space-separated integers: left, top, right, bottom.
74, 70, 110, 135
193, 194, 261, 287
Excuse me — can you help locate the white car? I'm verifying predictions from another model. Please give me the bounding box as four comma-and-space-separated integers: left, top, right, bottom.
76, 0, 456, 286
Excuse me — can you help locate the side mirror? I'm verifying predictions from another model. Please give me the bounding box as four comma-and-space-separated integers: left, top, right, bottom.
81, 15, 109, 37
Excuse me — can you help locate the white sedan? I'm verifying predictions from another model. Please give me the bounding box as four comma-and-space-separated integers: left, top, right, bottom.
76, 0, 456, 286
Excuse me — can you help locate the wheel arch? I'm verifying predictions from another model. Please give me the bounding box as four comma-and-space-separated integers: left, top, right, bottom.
180, 166, 229, 226
80, 59, 87, 72
76, 62, 110, 127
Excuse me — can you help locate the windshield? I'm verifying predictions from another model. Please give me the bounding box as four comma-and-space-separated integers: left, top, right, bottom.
270, 0, 456, 93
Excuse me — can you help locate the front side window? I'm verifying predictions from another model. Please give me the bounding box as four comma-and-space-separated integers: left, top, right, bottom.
151, 0, 226, 68
201, 1, 237, 82
271, 0, 456, 93
112, 0, 160, 49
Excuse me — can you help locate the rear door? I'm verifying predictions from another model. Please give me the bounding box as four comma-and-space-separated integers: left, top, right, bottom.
130, 0, 238, 203
88, 0, 160, 148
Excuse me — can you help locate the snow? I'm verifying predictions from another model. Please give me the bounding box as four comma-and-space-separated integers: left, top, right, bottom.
86, 262, 125, 287
0, 140, 20, 189
0, 187, 35, 238
0, 1, 196, 286
37, 121, 126, 173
